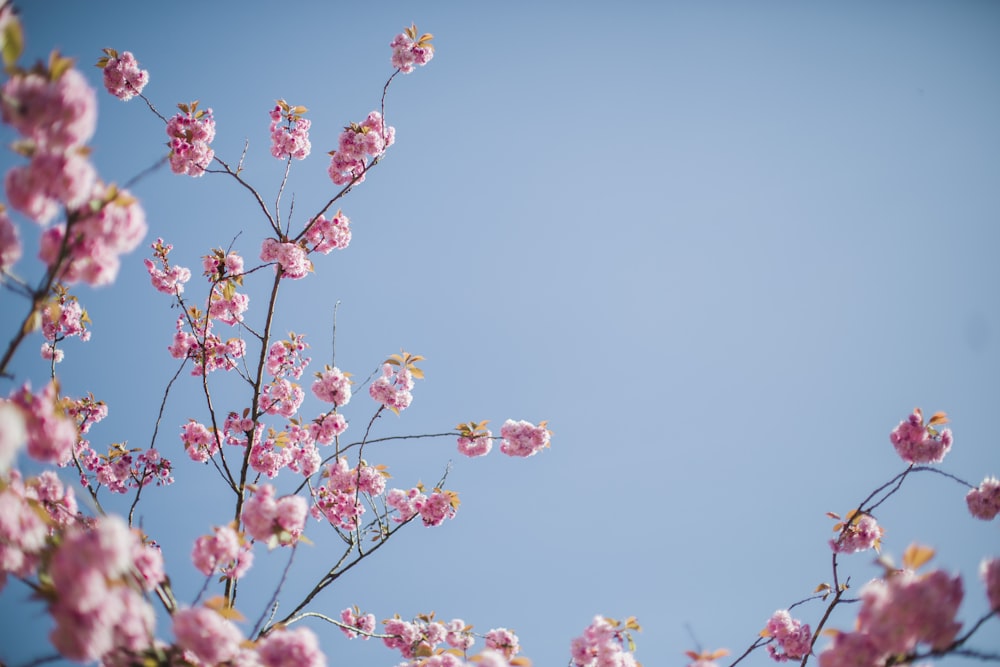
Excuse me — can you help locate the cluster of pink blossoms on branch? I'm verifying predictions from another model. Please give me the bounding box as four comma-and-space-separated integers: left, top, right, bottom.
166, 100, 215, 176
97, 47, 148, 101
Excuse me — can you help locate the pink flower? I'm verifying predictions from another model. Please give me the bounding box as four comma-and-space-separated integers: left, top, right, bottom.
260, 378, 305, 417
418, 489, 458, 527
856, 569, 963, 654
311, 411, 348, 444
764, 610, 812, 662
1, 67, 97, 150
192, 524, 249, 578
499, 419, 550, 458
817, 631, 882, 667
457, 430, 493, 457
257, 626, 327, 667
966, 476, 1000, 521
100, 49, 148, 101
269, 100, 311, 160
173, 606, 244, 665
369, 363, 414, 412
327, 111, 394, 186
266, 334, 310, 379
4, 150, 96, 224
242, 484, 307, 546
889, 408, 952, 464
340, 607, 377, 639
305, 211, 351, 254
829, 512, 882, 554
144, 239, 191, 295
37, 182, 147, 286
0, 402, 27, 475
982, 557, 1000, 613
8, 381, 77, 466
0, 208, 21, 273
166, 103, 215, 176
312, 366, 352, 406
485, 628, 520, 660
180, 420, 221, 463
390, 25, 435, 73
260, 238, 311, 279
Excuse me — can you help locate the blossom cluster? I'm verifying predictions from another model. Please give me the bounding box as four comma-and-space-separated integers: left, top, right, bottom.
311, 456, 387, 530
390, 24, 435, 73
379, 614, 509, 664
763, 610, 811, 662
47, 516, 163, 662
889, 408, 952, 464
327, 111, 394, 185
570, 616, 640, 667
75, 442, 173, 493
166, 101, 215, 176
168, 310, 247, 374
172, 604, 327, 667
98, 48, 148, 101
829, 510, 883, 554
966, 476, 1000, 521
304, 210, 351, 254
242, 483, 308, 547
370, 361, 415, 412
269, 99, 311, 160
144, 237, 191, 295
1, 50, 147, 284
40, 285, 91, 362
260, 237, 311, 279
499, 419, 551, 458
819, 567, 964, 667
191, 524, 253, 580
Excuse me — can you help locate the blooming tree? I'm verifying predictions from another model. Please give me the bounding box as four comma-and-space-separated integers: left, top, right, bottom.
0, 5, 997, 667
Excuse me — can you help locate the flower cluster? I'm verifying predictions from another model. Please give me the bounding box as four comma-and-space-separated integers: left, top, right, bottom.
40, 285, 91, 362
241, 483, 308, 547
763, 610, 811, 662
269, 99, 311, 160
327, 111, 394, 186
382, 614, 489, 662
6, 381, 76, 466
456, 421, 493, 458
191, 524, 253, 580
889, 408, 952, 464
266, 333, 311, 379
311, 457, 387, 530
312, 365, 352, 406
819, 567, 963, 667
499, 419, 550, 457
983, 557, 1000, 612
390, 25, 435, 73
166, 101, 215, 176
340, 606, 377, 639
828, 510, 883, 554
75, 443, 173, 493
47, 516, 162, 662
570, 616, 641, 667
370, 353, 421, 413
98, 48, 148, 101
966, 476, 1000, 521
0, 470, 78, 588
168, 310, 247, 374
40, 181, 147, 286
0, 205, 20, 273
1, 60, 96, 152
305, 210, 351, 254
385, 485, 459, 527
260, 237, 311, 279
144, 237, 191, 295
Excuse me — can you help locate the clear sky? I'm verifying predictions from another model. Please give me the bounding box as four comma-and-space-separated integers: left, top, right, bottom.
1, 1, 999, 666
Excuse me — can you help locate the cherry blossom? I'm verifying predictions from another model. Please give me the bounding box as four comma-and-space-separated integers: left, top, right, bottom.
99, 49, 148, 101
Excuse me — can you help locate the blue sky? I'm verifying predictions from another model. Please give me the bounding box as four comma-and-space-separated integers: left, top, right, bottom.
1, 1, 999, 666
